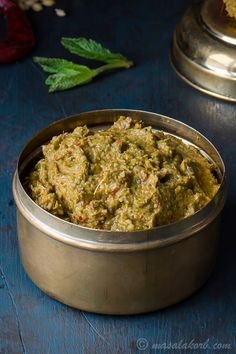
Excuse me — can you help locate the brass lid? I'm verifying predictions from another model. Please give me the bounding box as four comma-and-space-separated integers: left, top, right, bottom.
170, 0, 236, 101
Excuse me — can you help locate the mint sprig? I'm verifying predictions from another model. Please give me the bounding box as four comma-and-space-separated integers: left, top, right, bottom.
34, 38, 133, 93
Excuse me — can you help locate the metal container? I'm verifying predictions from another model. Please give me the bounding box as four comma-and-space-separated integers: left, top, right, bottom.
13, 109, 226, 315
170, 0, 236, 101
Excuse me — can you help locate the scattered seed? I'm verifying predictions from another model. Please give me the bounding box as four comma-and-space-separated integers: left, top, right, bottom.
42, 0, 55, 7
32, 3, 43, 11
55, 8, 66, 17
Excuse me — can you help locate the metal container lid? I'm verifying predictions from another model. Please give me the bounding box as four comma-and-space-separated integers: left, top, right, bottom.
170, 0, 236, 101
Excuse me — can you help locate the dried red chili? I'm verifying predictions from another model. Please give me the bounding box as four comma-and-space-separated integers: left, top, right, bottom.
0, 0, 35, 63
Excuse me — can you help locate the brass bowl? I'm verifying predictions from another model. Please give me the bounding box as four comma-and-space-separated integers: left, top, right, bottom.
170, 0, 236, 101
13, 109, 226, 314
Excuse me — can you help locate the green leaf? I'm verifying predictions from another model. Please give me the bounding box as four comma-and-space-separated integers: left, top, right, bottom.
34, 57, 96, 92
45, 72, 93, 92
61, 37, 128, 64
34, 57, 89, 74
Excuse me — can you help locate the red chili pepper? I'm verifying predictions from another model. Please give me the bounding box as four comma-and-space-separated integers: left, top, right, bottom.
75, 141, 84, 148
0, 0, 35, 63
111, 186, 120, 194
98, 222, 105, 230
77, 215, 86, 222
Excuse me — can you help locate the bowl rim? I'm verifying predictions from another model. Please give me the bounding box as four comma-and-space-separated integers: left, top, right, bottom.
13, 109, 227, 251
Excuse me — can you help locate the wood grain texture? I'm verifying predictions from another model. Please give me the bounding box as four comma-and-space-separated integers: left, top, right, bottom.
0, 0, 235, 353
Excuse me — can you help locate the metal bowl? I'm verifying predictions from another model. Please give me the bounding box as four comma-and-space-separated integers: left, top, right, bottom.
170, 0, 236, 101
13, 109, 226, 314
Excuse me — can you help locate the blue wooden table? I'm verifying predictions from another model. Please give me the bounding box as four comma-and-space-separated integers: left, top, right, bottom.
1, 0, 236, 353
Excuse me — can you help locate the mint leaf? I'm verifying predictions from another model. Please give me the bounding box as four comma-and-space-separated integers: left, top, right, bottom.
34, 57, 96, 92
34, 57, 90, 74
45, 71, 94, 92
34, 57, 78, 73
61, 37, 128, 64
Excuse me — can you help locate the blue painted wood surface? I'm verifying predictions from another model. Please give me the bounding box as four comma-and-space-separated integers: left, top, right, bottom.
0, 0, 236, 353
